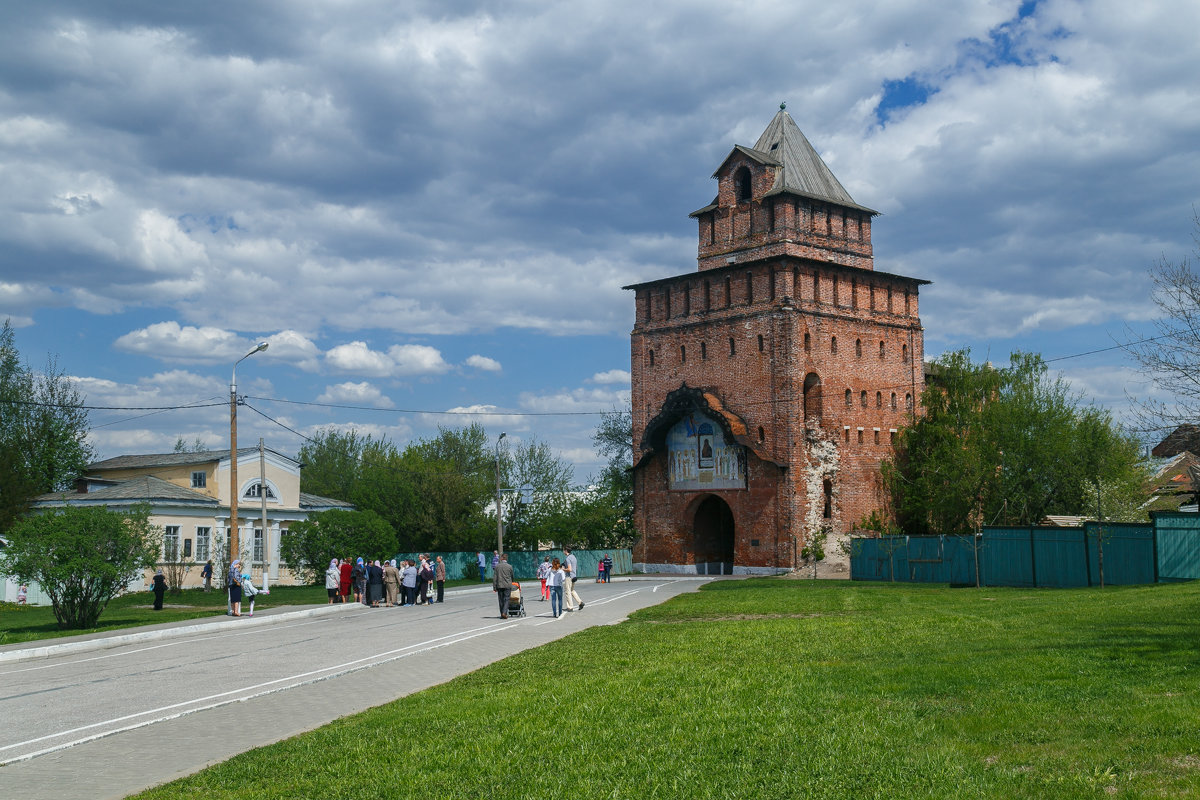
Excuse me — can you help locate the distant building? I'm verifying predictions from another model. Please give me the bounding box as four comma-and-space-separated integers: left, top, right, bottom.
625, 109, 927, 574
28, 447, 351, 590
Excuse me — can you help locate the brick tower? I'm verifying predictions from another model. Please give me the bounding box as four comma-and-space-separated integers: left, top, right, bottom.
625, 108, 927, 574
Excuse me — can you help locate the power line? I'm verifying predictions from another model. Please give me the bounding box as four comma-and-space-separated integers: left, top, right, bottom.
244, 395, 619, 416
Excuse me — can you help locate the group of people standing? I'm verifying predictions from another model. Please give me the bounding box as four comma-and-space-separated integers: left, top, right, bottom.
324, 555, 447, 607
224, 559, 261, 617
535, 547, 585, 619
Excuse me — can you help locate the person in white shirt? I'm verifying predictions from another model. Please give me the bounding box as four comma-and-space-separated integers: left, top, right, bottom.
563, 548, 584, 610
546, 558, 565, 618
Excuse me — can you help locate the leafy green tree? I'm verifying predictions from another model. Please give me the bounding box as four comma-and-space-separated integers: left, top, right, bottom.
1, 320, 95, 533
298, 427, 374, 502
280, 508, 398, 584
884, 350, 1143, 535
0, 503, 162, 629
173, 436, 208, 453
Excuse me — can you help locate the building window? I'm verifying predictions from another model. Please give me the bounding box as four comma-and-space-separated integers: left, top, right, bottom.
163, 525, 180, 560
253, 528, 264, 563
768, 201, 776, 232
822, 479, 832, 518
876, 391, 882, 408
855, 339, 862, 358
701, 341, 707, 360
874, 429, 880, 445
191, 471, 206, 489
905, 393, 914, 410
244, 481, 277, 500
735, 166, 752, 202
857, 428, 864, 444
757, 334, 764, 352
879, 341, 885, 359
831, 336, 838, 355
860, 390, 868, 408
804, 332, 811, 352
183, 538, 193, 558
757, 426, 765, 442
195, 527, 211, 561
681, 345, 687, 363
648, 349, 655, 367
902, 343, 909, 362
845, 389, 852, 407
729, 337, 735, 356
844, 427, 850, 443
891, 392, 897, 410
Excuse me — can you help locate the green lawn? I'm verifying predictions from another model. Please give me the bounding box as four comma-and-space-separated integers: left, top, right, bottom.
0, 580, 479, 646
133, 578, 1200, 799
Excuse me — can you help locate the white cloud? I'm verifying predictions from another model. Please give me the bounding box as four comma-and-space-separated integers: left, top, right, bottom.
388, 344, 450, 375
419, 404, 527, 429
588, 369, 630, 385
465, 354, 501, 372
519, 386, 631, 413
325, 341, 450, 377
316, 381, 395, 408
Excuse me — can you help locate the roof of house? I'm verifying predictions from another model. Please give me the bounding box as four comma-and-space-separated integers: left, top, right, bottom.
87, 447, 297, 471
299, 492, 355, 510
694, 109, 876, 217
1152, 425, 1200, 459
35, 475, 219, 506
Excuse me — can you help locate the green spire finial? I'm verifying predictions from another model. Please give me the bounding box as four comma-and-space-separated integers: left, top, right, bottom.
780, 101, 787, 111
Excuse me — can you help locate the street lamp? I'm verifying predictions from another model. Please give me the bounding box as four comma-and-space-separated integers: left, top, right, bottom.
229, 342, 268, 592
495, 432, 506, 556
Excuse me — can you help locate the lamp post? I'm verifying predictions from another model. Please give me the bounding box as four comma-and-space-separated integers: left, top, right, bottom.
495, 432, 506, 556
229, 342, 268, 586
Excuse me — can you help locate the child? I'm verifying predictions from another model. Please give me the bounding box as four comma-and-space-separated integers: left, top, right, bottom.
241, 572, 259, 617
537, 556, 551, 601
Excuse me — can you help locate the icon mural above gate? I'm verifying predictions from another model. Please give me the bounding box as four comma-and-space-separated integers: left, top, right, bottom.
667, 413, 746, 491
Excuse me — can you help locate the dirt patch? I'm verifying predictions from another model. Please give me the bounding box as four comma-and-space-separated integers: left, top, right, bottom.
783, 530, 852, 580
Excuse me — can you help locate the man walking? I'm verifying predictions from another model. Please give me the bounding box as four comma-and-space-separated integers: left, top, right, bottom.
564, 547, 584, 611
477, 551, 488, 582
492, 553, 515, 619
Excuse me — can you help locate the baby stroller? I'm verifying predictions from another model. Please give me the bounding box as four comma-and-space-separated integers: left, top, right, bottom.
507, 581, 526, 618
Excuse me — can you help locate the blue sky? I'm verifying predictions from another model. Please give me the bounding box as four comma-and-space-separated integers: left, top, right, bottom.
1, 0, 1197, 478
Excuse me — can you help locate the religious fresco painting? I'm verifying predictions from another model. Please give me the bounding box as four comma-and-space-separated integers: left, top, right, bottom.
667, 413, 746, 491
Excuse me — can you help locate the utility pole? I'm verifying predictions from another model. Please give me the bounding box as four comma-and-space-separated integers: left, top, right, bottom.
495, 432, 506, 555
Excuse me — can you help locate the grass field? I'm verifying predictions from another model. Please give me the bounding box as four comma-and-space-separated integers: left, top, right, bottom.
128, 578, 1200, 799
0, 580, 478, 645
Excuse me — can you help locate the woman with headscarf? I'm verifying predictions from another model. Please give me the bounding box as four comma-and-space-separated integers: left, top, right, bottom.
325, 559, 341, 604
400, 559, 418, 606
351, 557, 367, 604
383, 559, 400, 607
228, 559, 244, 617
152, 568, 167, 610
367, 559, 384, 607
338, 556, 352, 603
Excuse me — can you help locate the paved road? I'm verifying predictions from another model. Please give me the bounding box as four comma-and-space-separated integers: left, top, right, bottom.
0, 577, 709, 800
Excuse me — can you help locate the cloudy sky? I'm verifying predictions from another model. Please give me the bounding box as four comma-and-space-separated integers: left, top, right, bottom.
1, 0, 1197, 477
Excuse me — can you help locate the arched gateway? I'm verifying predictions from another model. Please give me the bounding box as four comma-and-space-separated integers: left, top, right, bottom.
693, 494, 734, 575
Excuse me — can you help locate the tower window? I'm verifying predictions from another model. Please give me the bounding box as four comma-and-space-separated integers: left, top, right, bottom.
729, 337, 735, 356
757, 426, 765, 442
831, 336, 838, 355
735, 166, 752, 202
874, 429, 880, 445
701, 341, 707, 360
891, 392, 897, 410
681, 345, 686, 363
857, 428, 864, 444
902, 343, 909, 362
845, 389, 852, 407
822, 479, 832, 519
683, 284, 691, 316
855, 339, 862, 358
648, 349, 654, 366
804, 332, 811, 352
879, 341, 885, 359
876, 391, 882, 408
860, 390, 868, 408
906, 393, 914, 410
757, 334, 764, 352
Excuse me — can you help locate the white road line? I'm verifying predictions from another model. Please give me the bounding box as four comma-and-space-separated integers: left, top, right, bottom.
0, 620, 513, 763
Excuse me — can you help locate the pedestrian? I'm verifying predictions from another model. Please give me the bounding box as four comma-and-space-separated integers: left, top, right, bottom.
546, 558, 564, 618
152, 569, 167, 610
477, 551, 487, 582
241, 571, 259, 616
435, 556, 446, 603
416, 555, 431, 605
596, 558, 605, 583
201, 559, 213, 592
325, 559, 341, 604
384, 559, 400, 607
338, 556, 352, 603
492, 553, 515, 619
401, 559, 418, 605
564, 547, 584, 610
227, 559, 243, 617
603, 553, 614, 583
537, 556, 551, 601
371, 560, 386, 607
561, 562, 578, 612
352, 557, 367, 604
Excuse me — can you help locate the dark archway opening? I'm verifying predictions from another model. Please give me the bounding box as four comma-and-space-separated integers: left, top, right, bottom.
694, 495, 735, 575
803, 372, 822, 421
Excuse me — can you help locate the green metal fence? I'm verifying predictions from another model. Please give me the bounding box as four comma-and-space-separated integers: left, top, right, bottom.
851, 514, 1184, 588
390, 548, 632, 582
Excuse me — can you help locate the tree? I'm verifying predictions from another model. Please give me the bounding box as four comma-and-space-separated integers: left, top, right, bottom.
298, 427, 374, 502
884, 350, 1143, 535
280, 508, 398, 584
1125, 213, 1200, 432
173, 436, 208, 453
0, 504, 162, 629
0, 320, 95, 534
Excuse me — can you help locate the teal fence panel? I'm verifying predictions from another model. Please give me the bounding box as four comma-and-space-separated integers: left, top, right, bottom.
1154, 512, 1200, 581
390, 549, 632, 581
1030, 526, 1089, 588
980, 528, 1036, 587
1082, 522, 1155, 586
849, 537, 904, 581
